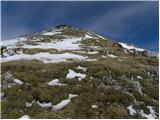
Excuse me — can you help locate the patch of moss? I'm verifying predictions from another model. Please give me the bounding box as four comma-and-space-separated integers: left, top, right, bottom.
102, 88, 134, 107
22, 48, 58, 55
128, 89, 142, 101
102, 104, 128, 119
139, 79, 158, 100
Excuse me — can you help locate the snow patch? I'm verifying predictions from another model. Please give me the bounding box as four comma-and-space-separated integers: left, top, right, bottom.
1, 52, 87, 63
52, 99, 71, 111
135, 81, 143, 95
86, 59, 97, 61
14, 79, 24, 85
118, 59, 122, 61
47, 79, 66, 86
102, 55, 107, 58
88, 51, 99, 54
137, 76, 143, 79
2, 37, 27, 46
3, 71, 14, 80
37, 101, 52, 108
68, 94, 78, 99
88, 46, 98, 49
118, 42, 145, 52
19, 115, 30, 119
25, 102, 33, 108
21, 37, 82, 51
91, 105, 98, 108
96, 34, 106, 39
76, 65, 87, 72
139, 106, 157, 119
1, 92, 4, 99
42, 31, 61, 36
127, 105, 137, 115
84, 34, 93, 39
52, 94, 78, 111
66, 69, 86, 81
107, 54, 117, 58
72, 50, 86, 54
35, 94, 78, 111
130, 77, 143, 95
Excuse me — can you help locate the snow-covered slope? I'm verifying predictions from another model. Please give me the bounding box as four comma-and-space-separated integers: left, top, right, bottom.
21, 37, 82, 50
2, 37, 27, 46
118, 42, 145, 52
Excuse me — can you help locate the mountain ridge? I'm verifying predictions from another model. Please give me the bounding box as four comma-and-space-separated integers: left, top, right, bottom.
1, 25, 159, 119
1, 25, 154, 58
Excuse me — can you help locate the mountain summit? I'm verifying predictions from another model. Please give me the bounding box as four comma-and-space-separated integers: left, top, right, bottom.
1, 25, 159, 119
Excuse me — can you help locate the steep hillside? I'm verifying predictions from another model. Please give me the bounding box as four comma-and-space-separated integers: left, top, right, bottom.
1, 25, 159, 119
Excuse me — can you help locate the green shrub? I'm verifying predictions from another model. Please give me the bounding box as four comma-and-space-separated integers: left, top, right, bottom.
103, 89, 134, 106
139, 79, 158, 100
128, 89, 142, 101
27, 103, 43, 118
55, 25, 72, 28
103, 104, 128, 119
140, 103, 150, 114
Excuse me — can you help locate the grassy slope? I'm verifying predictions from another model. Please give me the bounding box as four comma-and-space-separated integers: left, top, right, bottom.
1, 55, 158, 118
1, 28, 159, 118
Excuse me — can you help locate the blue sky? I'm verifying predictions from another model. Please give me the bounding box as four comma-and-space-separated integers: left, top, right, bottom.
1, 1, 159, 51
